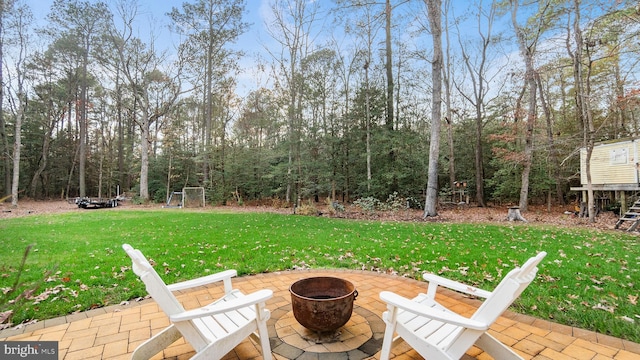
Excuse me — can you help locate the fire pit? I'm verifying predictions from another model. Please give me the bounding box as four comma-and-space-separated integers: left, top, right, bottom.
289, 277, 357, 333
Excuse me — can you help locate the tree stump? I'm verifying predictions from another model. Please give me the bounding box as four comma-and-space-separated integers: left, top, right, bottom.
507, 206, 528, 222
579, 202, 600, 218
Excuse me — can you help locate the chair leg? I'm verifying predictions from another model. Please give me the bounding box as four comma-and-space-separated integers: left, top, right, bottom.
475, 332, 523, 360
256, 319, 272, 360
132, 325, 182, 360
379, 317, 396, 360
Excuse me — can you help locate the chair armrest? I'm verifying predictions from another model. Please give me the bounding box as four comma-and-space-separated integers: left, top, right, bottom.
170, 289, 273, 322
167, 270, 238, 292
423, 273, 492, 299
380, 291, 489, 330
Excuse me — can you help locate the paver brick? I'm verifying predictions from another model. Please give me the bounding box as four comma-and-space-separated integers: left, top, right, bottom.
102, 338, 129, 358
128, 327, 151, 342
544, 330, 575, 346
525, 333, 567, 352
38, 329, 67, 342
513, 338, 546, 356
67, 333, 97, 352
562, 343, 597, 359
65, 317, 92, 332
64, 344, 104, 360
540, 348, 578, 360
615, 350, 640, 360
94, 331, 129, 346
573, 338, 618, 357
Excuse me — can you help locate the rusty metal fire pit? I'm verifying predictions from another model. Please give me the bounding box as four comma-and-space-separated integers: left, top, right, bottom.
289, 276, 358, 333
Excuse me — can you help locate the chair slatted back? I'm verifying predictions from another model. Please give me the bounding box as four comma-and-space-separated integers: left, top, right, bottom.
471, 252, 546, 325
123, 244, 210, 350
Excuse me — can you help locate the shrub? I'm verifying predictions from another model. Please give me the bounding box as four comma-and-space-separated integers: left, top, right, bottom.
353, 196, 381, 213
381, 192, 406, 211
324, 197, 345, 215
354, 192, 410, 213
271, 198, 290, 208
296, 201, 319, 216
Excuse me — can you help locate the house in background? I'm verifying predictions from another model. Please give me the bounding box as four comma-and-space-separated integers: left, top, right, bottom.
570, 137, 640, 215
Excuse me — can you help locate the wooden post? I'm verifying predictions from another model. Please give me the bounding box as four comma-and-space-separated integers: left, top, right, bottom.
507, 206, 528, 222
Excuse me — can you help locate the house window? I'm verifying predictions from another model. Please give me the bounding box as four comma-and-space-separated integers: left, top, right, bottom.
610, 148, 628, 165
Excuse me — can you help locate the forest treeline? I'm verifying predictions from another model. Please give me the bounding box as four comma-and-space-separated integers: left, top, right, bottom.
1, 0, 639, 213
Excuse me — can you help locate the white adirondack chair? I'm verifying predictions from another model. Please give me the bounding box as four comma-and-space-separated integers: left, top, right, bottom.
122, 244, 273, 360
379, 251, 546, 360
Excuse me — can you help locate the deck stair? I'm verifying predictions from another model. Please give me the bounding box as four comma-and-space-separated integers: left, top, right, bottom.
615, 199, 640, 231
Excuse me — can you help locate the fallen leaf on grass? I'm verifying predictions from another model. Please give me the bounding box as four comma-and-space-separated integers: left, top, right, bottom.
592, 303, 615, 313
0, 310, 12, 324
619, 316, 635, 323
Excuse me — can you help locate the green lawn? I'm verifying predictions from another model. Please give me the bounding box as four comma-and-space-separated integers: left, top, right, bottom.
1, 209, 638, 342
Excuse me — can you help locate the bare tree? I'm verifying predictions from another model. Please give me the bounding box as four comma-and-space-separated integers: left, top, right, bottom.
566, 0, 595, 222
442, 0, 455, 196
385, 0, 394, 130
28, 52, 65, 199
5, 4, 32, 206
110, 0, 183, 201
47, 0, 111, 198
423, 0, 443, 217
265, 0, 320, 205
356, 5, 377, 192
536, 70, 565, 205
510, 0, 548, 212
329, 35, 361, 201
455, 0, 504, 208
0, 0, 16, 199
168, 0, 248, 191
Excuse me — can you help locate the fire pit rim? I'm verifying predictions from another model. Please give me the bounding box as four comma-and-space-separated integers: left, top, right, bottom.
289, 276, 358, 301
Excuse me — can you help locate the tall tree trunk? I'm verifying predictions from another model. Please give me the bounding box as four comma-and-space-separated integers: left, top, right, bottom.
139, 109, 150, 200
457, 0, 498, 208
269, 0, 312, 205
443, 0, 455, 197
567, 0, 595, 223
116, 77, 125, 191
385, 0, 396, 192
0, 1, 9, 198
365, 60, 371, 192
518, 71, 536, 212
29, 120, 54, 198
613, 52, 626, 137
9, 3, 28, 206
11, 94, 23, 206
385, 0, 394, 130
424, 0, 443, 217
536, 72, 565, 205
203, 16, 214, 186
511, 0, 538, 212
79, 45, 88, 198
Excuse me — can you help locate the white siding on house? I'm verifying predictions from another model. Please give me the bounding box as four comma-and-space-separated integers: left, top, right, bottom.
580, 139, 639, 185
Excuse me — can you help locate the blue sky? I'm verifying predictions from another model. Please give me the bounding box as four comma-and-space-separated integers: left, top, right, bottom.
25, 0, 276, 96
20, 0, 529, 100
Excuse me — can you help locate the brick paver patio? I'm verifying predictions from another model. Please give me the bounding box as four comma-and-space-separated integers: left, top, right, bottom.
1, 269, 639, 359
